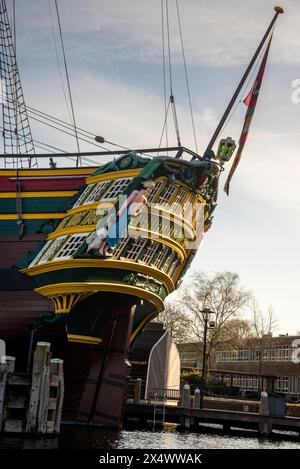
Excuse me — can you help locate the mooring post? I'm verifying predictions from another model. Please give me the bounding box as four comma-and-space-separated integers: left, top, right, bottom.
134, 378, 142, 405
181, 383, 191, 408
259, 390, 272, 436
26, 342, 51, 433
181, 383, 191, 428
0, 356, 15, 431
0, 356, 16, 432
193, 387, 200, 409
49, 358, 64, 434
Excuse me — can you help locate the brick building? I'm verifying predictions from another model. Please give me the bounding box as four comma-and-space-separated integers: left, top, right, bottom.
215, 334, 300, 396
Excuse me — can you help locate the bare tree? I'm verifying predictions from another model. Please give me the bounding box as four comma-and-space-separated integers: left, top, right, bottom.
166, 271, 252, 370
155, 301, 193, 343
210, 318, 253, 368
250, 301, 278, 382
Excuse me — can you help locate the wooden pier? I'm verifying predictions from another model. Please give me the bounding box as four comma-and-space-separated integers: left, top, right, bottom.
0, 342, 64, 435
125, 380, 300, 437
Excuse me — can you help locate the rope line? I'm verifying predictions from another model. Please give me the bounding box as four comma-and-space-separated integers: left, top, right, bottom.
54, 0, 81, 166
175, 0, 198, 153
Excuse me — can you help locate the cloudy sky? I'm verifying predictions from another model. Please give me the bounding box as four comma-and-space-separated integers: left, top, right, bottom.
7, 0, 300, 333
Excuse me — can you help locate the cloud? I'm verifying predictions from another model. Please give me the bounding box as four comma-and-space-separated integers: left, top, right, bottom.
14, 0, 300, 68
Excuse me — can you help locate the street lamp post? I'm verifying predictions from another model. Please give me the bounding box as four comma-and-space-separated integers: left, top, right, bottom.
200, 308, 215, 409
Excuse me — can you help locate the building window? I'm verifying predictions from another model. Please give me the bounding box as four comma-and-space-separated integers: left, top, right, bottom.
55, 233, 89, 260
85, 181, 112, 204
38, 236, 68, 264
274, 377, 289, 393
101, 178, 132, 201
125, 238, 147, 261
73, 184, 96, 208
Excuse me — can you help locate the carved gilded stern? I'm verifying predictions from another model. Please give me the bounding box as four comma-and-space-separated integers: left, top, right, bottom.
22, 150, 223, 345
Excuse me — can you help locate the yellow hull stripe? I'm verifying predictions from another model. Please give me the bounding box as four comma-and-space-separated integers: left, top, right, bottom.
86, 168, 141, 185
67, 334, 102, 345
0, 213, 64, 220
22, 258, 174, 294
35, 281, 164, 312
0, 168, 94, 177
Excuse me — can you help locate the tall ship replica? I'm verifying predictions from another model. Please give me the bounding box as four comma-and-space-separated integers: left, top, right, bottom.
0, 2, 283, 427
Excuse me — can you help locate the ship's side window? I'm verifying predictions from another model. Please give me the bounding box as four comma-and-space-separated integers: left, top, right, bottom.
72, 184, 96, 208
29, 240, 52, 267
38, 236, 68, 264
157, 185, 177, 207
101, 178, 132, 201
146, 180, 165, 203
125, 237, 147, 261
85, 181, 112, 204
55, 233, 89, 260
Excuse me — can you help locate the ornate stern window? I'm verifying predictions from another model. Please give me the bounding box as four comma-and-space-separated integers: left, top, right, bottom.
125, 238, 148, 261
55, 233, 89, 260
34, 236, 68, 265
146, 180, 165, 203
157, 184, 177, 207
140, 241, 159, 265
72, 184, 96, 208
151, 245, 171, 269
170, 188, 187, 214
29, 239, 52, 267
84, 181, 112, 204
112, 237, 130, 259
101, 178, 132, 201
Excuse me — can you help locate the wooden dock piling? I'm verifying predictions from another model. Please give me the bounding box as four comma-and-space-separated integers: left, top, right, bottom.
0, 342, 64, 435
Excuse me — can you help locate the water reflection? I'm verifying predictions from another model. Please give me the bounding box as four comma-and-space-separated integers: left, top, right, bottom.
1, 423, 300, 449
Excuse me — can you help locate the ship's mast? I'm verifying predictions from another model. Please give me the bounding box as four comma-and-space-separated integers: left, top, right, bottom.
0, 0, 37, 168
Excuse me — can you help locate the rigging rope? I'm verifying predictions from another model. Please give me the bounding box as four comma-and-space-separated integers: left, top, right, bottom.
0, 0, 37, 168
161, 0, 168, 149
175, 0, 198, 153
48, 0, 72, 124
54, 0, 81, 166
159, 0, 182, 151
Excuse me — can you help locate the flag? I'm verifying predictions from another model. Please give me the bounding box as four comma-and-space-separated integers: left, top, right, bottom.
224, 36, 273, 195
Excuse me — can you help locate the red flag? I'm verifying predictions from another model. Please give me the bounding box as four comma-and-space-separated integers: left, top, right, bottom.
224, 36, 273, 195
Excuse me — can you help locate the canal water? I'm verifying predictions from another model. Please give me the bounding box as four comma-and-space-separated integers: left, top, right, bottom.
1, 423, 300, 449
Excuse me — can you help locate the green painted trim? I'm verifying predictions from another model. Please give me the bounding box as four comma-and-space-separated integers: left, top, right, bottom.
30, 267, 168, 301
0, 196, 72, 214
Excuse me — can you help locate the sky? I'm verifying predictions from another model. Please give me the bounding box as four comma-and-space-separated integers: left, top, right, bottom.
5, 0, 300, 333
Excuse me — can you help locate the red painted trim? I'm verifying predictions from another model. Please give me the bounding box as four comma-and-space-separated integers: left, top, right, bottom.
0, 176, 86, 192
